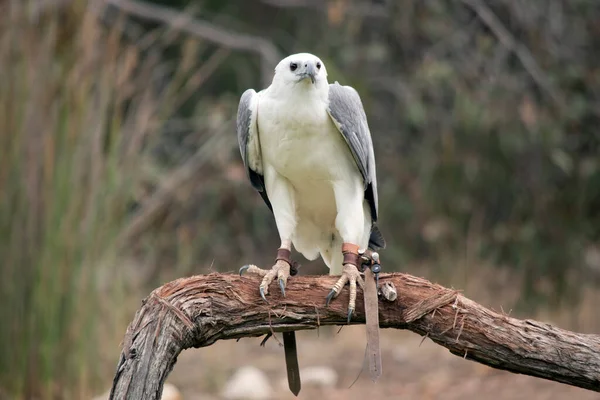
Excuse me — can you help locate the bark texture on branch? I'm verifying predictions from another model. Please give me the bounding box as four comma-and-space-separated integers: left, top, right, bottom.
109, 273, 600, 399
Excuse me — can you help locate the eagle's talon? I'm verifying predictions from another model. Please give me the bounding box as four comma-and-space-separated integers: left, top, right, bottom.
325, 289, 337, 306
279, 278, 286, 297
260, 287, 268, 302
347, 308, 354, 324
239, 265, 250, 276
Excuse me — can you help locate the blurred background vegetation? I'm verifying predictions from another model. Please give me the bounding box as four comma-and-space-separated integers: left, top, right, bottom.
0, 0, 598, 398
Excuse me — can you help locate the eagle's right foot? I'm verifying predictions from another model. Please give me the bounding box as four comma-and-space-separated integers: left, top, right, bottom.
325, 243, 369, 322
325, 263, 365, 323
239, 248, 297, 301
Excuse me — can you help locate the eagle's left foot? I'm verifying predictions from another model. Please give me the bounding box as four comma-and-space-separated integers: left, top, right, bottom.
239, 248, 298, 301
325, 263, 365, 323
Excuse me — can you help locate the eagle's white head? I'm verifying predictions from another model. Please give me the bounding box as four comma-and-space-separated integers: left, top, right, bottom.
271, 53, 329, 92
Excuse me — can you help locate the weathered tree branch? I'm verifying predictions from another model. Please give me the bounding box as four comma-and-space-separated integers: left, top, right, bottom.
109, 273, 600, 399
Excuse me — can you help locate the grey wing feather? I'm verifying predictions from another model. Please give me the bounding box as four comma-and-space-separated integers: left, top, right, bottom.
237, 89, 272, 211
327, 82, 385, 249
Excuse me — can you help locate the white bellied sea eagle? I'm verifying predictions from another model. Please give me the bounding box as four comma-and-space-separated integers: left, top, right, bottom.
237, 53, 385, 395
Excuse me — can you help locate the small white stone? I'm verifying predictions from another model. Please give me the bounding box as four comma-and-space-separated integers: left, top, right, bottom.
161, 383, 183, 400
298, 366, 338, 388
222, 366, 272, 400
392, 347, 410, 364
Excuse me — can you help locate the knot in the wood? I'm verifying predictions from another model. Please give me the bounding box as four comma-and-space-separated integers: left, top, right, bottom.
380, 281, 397, 301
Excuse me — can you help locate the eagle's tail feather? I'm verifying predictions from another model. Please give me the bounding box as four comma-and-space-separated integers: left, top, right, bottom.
368, 224, 386, 250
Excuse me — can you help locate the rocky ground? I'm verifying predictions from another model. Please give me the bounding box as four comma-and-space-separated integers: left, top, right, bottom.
164, 326, 598, 400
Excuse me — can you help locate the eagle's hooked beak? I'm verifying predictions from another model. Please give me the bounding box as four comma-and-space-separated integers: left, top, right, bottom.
299, 63, 316, 84
306, 63, 316, 84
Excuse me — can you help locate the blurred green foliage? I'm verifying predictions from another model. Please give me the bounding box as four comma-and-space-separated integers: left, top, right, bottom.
0, 2, 206, 397
1, 0, 599, 398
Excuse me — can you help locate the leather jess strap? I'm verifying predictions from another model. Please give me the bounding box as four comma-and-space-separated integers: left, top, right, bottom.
276, 248, 300, 276
364, 266, 382, 381
276, 248, 302, 395
342, 243, 360, 266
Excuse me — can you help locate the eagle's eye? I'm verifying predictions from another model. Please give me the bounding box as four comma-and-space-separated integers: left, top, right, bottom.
290, 62, 298, 71
316, 62, 322, 70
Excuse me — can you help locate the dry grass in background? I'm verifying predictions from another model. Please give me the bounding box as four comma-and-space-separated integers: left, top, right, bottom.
0, 2, 220, 398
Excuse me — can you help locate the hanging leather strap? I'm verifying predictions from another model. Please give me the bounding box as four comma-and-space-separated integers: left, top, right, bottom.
283, 332, 301, 396
364, 265, 382, 382
276, 248, 301, 395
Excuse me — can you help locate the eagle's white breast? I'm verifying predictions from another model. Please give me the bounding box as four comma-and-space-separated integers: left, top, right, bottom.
258, 91, 356, 183
255, 87, 369, 273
